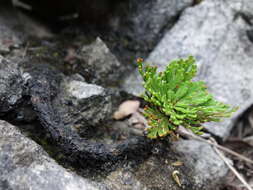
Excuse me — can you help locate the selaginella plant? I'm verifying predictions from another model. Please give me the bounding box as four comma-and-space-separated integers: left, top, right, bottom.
138, 56, 237, 139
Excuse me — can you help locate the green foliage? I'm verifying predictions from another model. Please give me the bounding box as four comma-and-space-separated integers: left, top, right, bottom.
137, 56, 237, 139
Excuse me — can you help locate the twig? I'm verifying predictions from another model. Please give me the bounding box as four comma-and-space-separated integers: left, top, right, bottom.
177, 127, 253, 165
211, 138, 253, 190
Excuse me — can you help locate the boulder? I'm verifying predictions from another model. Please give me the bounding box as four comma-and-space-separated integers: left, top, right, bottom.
113, 0, 193, 49
0, 120, 101, 190
107, 0, 193, 64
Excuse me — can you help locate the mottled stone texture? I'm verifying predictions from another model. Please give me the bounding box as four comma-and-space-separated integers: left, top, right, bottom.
75, 37, 121, 86
0, 56, 23, 114
112, 0, 193, 47
0, 120, 100, 190
172, 140, 229, 188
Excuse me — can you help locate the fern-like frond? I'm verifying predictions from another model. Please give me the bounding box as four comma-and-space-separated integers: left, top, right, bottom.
138, 56, 237, 138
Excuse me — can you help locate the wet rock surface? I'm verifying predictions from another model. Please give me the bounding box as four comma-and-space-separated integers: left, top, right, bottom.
123, 0, 253, 139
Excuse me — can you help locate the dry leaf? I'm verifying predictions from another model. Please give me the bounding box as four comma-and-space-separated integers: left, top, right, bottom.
172, 170, 181, 187
113, 100, 140, 120
171, 161, 183, 167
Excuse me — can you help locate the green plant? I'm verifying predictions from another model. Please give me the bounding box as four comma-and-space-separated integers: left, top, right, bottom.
138, 56, 237, 139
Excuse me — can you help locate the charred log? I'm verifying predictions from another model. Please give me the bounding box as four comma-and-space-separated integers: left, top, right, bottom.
25, 64, 152, 167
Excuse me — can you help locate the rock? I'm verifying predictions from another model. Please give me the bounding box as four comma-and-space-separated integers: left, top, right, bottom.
0, 119, 222, 190
59, 78, 113, 132
0, 56, 24, 114
5, 102, 37, 123
24, 37, 123, 88
113, 0, 193, 50
0, 120, 101, 190
20, 63, 151, 167
172, 140, 228, 188
66, 80, 105, 100
75, 37, 121, 86
14, 0, 193, 83
105, 0, 193, 65
19, 61, 113, 132
123, 0, 253, 139
229, 0, 253, 22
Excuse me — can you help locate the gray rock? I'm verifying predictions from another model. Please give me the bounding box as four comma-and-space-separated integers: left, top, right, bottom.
0, 55, 24, 114
0, 120, 101, 190
75, 37, 121, 86
123, 0, 253, 139
113, 0, 193, 48
117, 0, 193, 40
16, 37, 122, 88
55, 78, 113, 135
172, 140, 228, 188
228, 0, 253, 21
66, 80, 105, 100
